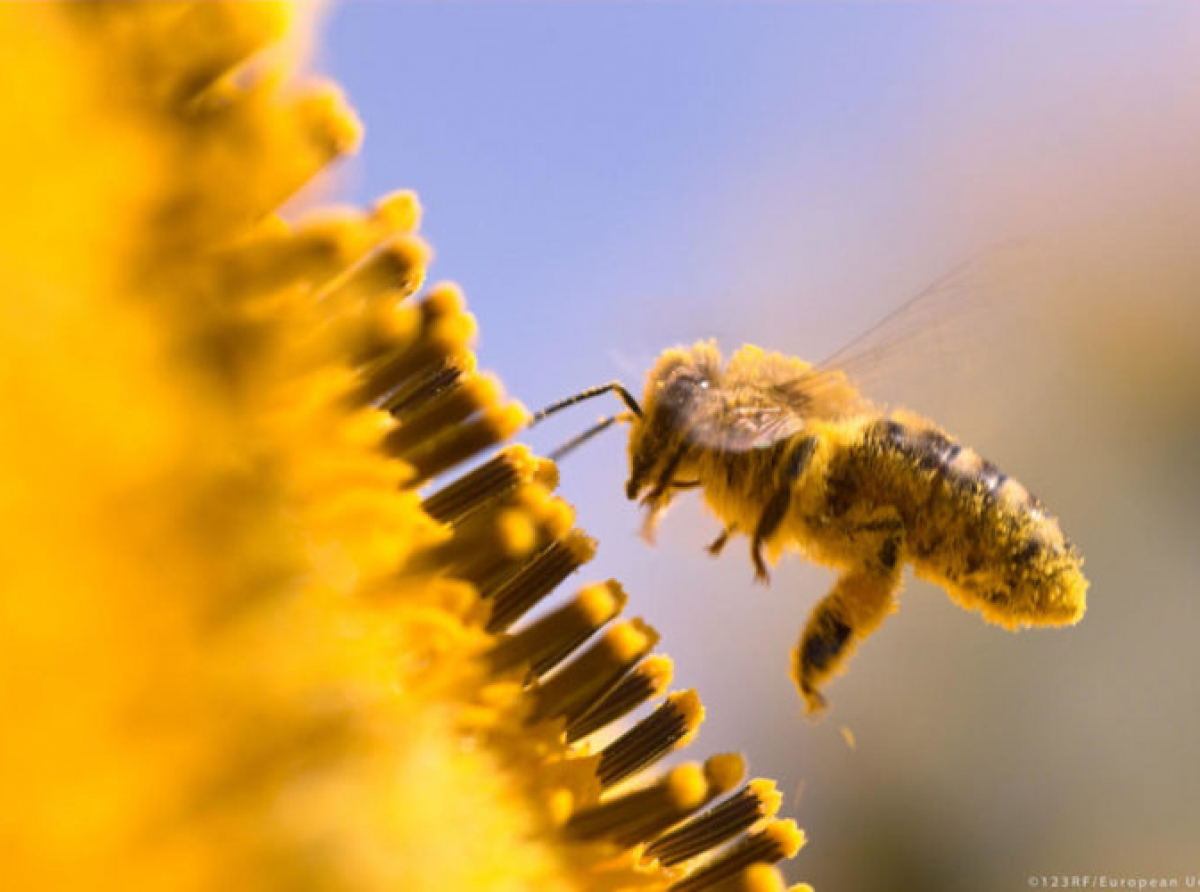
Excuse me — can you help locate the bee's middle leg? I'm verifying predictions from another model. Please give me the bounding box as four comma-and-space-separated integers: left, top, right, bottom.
750, 489, 791, 583
791, 513, 904, 715
750, 436, 818, 583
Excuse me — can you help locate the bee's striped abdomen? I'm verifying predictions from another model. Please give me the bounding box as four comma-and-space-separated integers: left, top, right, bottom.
873, 416, 1052, 532
830, 415, 1087, 629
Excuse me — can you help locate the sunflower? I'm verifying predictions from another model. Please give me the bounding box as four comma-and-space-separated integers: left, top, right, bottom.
0, 4, 806, 890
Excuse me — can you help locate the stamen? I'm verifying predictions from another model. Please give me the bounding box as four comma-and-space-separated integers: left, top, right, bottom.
319, 235, 427, 305
217, 217, 375, 297
668, 820, 805, 892
565, 655, 673, 743
565, 763, 708, 847
404, 505, 539, 584
353, 284, 475, 405
421, 445, 555, 526
164, 3, 291, 102
489, 581, 627, 676
400, 403, 531, 485
646, 780, 782, 867
530, 619, 658, 724
499, 483, 574, 543
409, 484, 572, 591
348, 300, 425, 368
484, 531, 596, 632
589, 754, 747, 853
383, 373, 503, 453
221, 193, 420, 305
597, 690, 703, 789
380, 358, 470, 418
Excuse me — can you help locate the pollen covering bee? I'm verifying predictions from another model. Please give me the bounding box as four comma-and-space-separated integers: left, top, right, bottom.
531, 264, 1088, 714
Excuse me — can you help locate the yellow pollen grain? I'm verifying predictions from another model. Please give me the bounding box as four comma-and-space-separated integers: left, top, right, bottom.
496, 508, 539, 558
541, 499, 577, 542
547, 789, 575, 828
728, 864, 789, 892
840, 725, 856, 751
666, 763, 710, 811
531, 455, 559, 489
171, 3, 293, 98
512, 482, 555, 516
704, 753, 747, 796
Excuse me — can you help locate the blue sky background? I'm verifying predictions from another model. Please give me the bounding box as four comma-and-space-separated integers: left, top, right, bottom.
321, 5, 1200, 889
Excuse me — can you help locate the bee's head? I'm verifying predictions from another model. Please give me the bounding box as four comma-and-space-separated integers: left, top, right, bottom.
625, 342, 722, 503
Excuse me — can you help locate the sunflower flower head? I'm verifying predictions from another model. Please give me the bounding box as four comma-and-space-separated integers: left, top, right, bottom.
0, 4, 809, 891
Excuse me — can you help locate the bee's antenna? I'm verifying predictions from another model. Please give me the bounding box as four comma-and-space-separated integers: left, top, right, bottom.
549, 414, 626, 462
529, 382, 643, 427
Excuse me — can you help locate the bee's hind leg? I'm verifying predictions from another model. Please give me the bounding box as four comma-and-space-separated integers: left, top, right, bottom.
792, 513, 904, 715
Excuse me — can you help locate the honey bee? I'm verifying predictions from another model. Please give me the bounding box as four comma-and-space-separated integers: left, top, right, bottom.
531, 265, 1088, 714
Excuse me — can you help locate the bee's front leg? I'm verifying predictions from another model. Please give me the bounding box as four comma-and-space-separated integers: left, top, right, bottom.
791, 511, 905, 715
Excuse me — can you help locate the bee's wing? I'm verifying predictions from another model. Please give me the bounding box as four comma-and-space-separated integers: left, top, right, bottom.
680, 369, 872, 453
804, 241, 1046, 417
679, 242, 1049, 451
684, 394, 806, 452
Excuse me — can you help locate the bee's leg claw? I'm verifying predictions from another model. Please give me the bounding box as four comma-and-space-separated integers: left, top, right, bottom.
752, 552, 771, 585
706, 526, 733, 556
